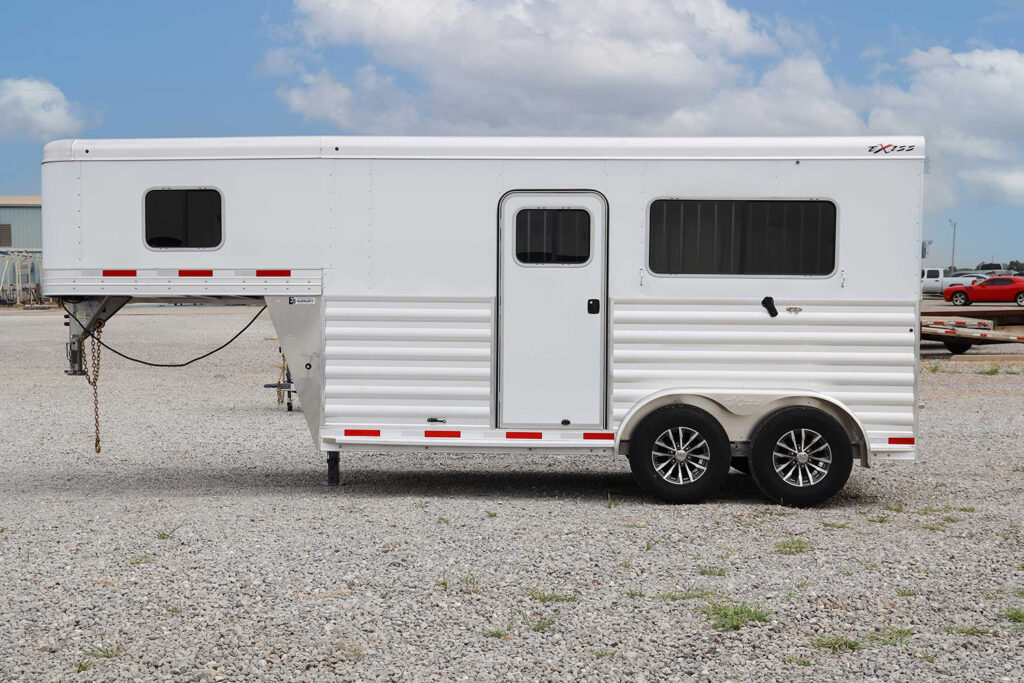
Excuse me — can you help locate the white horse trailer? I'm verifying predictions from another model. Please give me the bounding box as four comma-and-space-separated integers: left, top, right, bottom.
43, 136, 924, 506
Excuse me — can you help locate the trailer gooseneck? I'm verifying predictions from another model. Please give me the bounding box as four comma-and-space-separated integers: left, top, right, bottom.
43, 136, 925, 506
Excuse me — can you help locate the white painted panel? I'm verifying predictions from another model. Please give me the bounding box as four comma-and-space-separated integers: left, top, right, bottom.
69, 159, 331, 270
365, 160, 501, 297
499, 192, 606, 428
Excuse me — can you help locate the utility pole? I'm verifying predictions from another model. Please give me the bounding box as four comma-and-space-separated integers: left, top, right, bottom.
948, 219, 957, 271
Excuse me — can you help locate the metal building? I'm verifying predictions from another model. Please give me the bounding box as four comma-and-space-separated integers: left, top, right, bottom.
0, 196, 43, 304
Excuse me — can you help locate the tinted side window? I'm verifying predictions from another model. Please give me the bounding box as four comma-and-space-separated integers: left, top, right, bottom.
649, 200, 836, 276
515, 209, 591, 265
145, 189, 222, 249
986, 278, 1012, 286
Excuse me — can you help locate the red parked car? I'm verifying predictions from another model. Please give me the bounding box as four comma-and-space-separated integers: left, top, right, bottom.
943, 276, 1024, 306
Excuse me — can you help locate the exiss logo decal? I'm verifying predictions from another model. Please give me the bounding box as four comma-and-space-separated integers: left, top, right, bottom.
868, 143, 916, 154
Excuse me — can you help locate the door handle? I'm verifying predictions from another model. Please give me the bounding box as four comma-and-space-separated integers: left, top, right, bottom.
587, 299, 600, 314
761, 296, 778, 318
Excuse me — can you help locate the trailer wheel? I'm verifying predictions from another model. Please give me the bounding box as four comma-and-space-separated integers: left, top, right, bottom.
748, 407, 853, 507
943, 339, 973, 354
627, 405, 731, 504
951, 291, 970, 306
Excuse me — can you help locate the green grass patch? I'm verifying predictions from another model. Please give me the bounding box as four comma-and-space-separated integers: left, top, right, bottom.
524, 611, 559, 632
776, 537, 810, 555
822, 521, 850, 529
656, 588, 715, 601
699, 601, 771, 631
895, 587, 919, 596
71, 660, 93, 672
593, 649, 616, 658
154, 525, 181, 540
528, 589, 579, 603
868, 514, 891, 523
625, 588, 645, 598
867, 627, 913, 646
883, 504, 905, 513
483, 621, 514, 639
698, 566, 727, 576
811, 635, 862, 653
945, 625, 988, 636
1002, 607, 1024, 624
85, 643, 125, 659
484, 510, 499, 518
976, 367, 1000, 375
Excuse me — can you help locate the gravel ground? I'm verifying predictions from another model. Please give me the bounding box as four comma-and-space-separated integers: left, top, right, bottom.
1, 305, 1023, 682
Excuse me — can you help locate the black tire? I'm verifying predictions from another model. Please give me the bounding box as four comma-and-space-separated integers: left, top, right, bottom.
628, 405, 731, 504
1016, 291, 1024, 307
943, 339, 973, 354
950, 291, 970, 306
749, 407, 853, 507
731, 457, 751, 474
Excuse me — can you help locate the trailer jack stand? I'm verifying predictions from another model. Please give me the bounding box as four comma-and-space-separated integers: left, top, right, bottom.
327, 451, 340, 487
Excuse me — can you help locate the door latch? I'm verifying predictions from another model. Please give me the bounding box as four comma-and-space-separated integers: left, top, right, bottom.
587, 299, 600, 314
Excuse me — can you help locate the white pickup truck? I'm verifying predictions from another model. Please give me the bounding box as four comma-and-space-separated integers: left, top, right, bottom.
921, 269, 987, 295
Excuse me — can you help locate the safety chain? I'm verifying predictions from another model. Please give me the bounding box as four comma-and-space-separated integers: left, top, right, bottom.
276, 353, 287, 405
80, 319, 104, 453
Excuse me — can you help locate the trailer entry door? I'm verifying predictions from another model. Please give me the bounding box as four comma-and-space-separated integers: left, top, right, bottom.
498, 191, 607, 429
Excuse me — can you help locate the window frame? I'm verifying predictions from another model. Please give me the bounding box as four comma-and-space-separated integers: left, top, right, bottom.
142, 186, 225, 252
512, 206, 594, 268
644, 196, 840, 279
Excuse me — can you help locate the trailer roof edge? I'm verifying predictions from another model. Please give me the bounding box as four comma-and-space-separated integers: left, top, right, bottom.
42, 136, 927, 163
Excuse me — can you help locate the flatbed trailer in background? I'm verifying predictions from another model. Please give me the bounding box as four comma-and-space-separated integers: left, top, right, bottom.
921, 314, 1024, 354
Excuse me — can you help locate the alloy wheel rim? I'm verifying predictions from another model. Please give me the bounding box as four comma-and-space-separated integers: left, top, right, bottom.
772, 428, 832, 487
651, 427, 710, 485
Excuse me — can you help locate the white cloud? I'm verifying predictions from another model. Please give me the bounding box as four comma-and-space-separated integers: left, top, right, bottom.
960, 168, 1024, 206
0, 77, 84, 141
271, 1, 1024, 210
281, 0, 779, 134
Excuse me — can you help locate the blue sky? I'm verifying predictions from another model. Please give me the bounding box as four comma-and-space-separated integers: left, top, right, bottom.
2, 0, 1023, 268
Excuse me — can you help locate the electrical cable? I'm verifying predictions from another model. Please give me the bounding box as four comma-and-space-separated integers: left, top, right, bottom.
60, 301, 267, 368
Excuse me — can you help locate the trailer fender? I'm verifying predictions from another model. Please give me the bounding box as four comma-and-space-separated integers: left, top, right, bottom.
615, 388, 870, 467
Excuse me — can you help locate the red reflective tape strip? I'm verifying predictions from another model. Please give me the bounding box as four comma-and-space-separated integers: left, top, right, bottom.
506, 431, 542, 439
888, 437, 915, 445
981, 333, 988, 337
344, 429, 380, 437
178, 269, 213, 277
944, 330, 956, 334
584, 432, 615, 440
256, 269, 291, 277
425, 430, 460, 438
102, 269, 136, 277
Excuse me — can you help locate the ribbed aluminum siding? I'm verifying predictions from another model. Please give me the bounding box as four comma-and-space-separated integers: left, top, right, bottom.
0, 206, 42, 248
323, 297, 494, 426
611, 299, 916, 446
